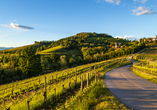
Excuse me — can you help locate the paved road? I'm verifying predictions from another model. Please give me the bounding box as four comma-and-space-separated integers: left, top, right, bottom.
104, 50, 157, 110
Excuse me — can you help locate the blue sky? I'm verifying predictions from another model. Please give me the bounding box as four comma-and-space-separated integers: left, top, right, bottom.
0, 0, 157, 47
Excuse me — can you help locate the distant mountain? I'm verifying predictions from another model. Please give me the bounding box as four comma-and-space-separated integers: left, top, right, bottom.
0, 47, 14, 50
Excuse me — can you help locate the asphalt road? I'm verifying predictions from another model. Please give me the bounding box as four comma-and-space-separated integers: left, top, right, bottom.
104, 50, 157, 110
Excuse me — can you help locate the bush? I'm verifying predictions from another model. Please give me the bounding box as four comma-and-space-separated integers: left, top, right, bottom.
13, 76, 21, 81
5, 77, 12, 83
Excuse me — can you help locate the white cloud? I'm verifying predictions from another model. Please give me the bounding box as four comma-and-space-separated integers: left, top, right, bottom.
97, 0, 121, 5
115, 35, 136, 39
132, 6, 156, 15
2, 23, 34, 30
133, 0, 148, 4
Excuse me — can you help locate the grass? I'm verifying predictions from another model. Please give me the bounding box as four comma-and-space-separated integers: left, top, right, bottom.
131, 67, 157, 84
54, 58, 132, 110
131, 47, 157, 84
38, 46, 83, 60
132, 49, 157, 62
0, 43, 50, 53
140, 49, 157, 54
0, 58, 126, 110
37, 45, 64, 54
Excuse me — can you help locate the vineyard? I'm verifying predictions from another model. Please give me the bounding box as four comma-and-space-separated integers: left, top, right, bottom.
0, 57, 131, 110
132, 48, 157, 84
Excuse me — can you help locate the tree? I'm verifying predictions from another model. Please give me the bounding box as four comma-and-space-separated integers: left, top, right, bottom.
18, 47, 41, 77
59, 55, 67, 68
50, 53, 60, 63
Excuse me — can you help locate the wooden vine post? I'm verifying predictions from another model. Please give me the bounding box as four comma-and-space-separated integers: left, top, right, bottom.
153, 62, 155, 68
44, 76, 47, 104
56, 71, 57, 81
89, 65, 91, 78
27, 83, 29, 93
51, 75, 53, 83
39, 74, 40, 84
62, 84, 65, 93
12, 81, 14, 95
75, 68, 77, 85
54, 88, 56, 101
69, 82, 71, 89
87, 73, 89, 88
81, 75, 83, 91
27, 100, 30, 110
94, 66, 97, 83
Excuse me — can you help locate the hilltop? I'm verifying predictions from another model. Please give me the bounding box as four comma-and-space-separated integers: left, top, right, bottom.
0, 32, 131, 55
0, 32, 145, 84
35, 32, 132, 57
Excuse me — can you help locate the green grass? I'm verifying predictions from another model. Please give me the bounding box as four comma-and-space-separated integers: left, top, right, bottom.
131, 67, 157, 84
132, 49, 157, 62
140, 49, 157, 54
38, 46, 83, 59
0, 58, 125, 110
132, 48, 157, 84
56, 58, 132, 110
0, 43, 51, 53
37, 45, 64, 54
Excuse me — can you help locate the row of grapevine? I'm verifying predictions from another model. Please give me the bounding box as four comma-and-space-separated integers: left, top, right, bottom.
0, 62, 102, 100
133, 61, 157, 76
0, 58, 126, 110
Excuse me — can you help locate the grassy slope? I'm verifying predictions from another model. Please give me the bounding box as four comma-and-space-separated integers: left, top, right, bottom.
131, 68, 157, 84
86, 37, 130, 45
56, 58, 132, 110
38, 37, 131, 58
0, 36, 131, 58
0, 58, 128, 110
37, 45, 64, 54
0, 43, 51, 53
132, 47, 157, 84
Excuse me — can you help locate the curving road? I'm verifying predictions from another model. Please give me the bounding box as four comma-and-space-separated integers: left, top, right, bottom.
104, 50, 157, 110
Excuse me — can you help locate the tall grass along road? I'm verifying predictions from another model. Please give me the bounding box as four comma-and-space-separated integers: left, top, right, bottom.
105, 49, 157, 110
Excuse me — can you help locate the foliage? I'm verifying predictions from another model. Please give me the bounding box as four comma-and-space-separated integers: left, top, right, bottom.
18, 47, 42, 77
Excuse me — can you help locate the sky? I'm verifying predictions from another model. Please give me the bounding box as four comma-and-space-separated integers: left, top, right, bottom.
0, 0, 157, 47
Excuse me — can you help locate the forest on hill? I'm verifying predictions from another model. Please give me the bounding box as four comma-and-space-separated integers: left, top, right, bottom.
0, 32, 145, 84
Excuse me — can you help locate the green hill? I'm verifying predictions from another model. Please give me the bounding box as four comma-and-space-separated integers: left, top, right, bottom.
0, 42, 52, 54
0, 32, 134, 60
36, 32, 132, 58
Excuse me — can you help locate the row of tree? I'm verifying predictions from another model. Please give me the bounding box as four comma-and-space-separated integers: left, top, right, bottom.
82, 42, 145, 62
0, 47, 84, 84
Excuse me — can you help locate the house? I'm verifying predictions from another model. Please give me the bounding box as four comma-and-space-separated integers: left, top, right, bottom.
146, 35, 157, 41
84, 43, 89, 45
114, 42, 122, 48
118, 43, 122, 45
90, 43, 95, 46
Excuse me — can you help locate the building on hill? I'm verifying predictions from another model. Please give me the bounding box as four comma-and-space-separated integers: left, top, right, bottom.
146, 35, 157, 42
90, 43, 95, 46
114, 42, 122, 48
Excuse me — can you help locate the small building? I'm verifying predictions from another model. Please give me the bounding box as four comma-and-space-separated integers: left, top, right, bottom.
84, 43, 89, 45
114, 42, 122, 48
118, 43, 122, 45
90, 43, 95, 46
146, 36, 157, 41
